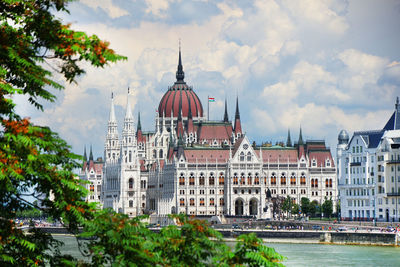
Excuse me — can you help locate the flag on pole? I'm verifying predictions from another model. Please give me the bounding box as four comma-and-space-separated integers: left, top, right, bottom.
208, 97, 215, 102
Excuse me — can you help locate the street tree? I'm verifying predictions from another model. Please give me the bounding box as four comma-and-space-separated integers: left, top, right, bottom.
300, 197, 310, 216
322, 197, 333, 218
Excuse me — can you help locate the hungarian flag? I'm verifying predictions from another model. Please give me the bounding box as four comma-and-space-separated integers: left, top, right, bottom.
208, 97, 215, 102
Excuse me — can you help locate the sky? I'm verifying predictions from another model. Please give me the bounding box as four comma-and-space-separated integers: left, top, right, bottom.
16, 0, 400, 160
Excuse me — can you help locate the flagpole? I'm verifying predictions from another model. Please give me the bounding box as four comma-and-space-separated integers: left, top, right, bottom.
207, 95, 209, 121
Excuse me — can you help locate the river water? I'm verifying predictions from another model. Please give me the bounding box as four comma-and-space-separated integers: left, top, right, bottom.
54, 235, 400, 266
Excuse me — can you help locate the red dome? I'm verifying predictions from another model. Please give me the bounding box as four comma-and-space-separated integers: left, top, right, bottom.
158, 83, 203, 118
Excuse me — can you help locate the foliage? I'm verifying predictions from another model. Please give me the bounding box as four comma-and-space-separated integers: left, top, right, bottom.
291, 203, 300, 216
78, 211, 285, 267
309, 200, 318, 217
322, 197, 333, 218
282, 196, 292, 218
300, 197, 310, 216
0, 0, 125, 265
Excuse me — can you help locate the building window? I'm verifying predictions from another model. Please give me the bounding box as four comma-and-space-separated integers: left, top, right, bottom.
233, 173, 238, 185
90, 184, 94, 192
190, 198, 195, 206
300, 173, 306, 185
199, 173, 205, 185
189, 173, 195, 186
252, 173, 259, 185
129, 200, 133, 208
247, 152, 252, 161
280, 173, 286, 185
209, 173, 215, 186
210, 198, 215, 206
271, 173, 277, 185
180, 198, 185, 206
290, 173, 296, 185
200, 198, 205, 206
240, 173, 245, 185
220, 198, 225, 206
219, 173, 225, 185
179, 173, 185, 186
128, 178, 133, 189
247, 173, 252, 185
240, 152, 245, 161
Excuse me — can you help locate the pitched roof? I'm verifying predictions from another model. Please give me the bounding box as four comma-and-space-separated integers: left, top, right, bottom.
308, 151, 334, 167
197, 122, 233, 142
255, 148, 298, 163
184, 148, 230, 163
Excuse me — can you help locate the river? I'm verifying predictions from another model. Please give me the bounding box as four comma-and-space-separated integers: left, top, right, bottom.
53, 235, 400, 266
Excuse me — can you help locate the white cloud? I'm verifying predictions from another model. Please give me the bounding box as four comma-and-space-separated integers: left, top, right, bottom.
144, 0, 173, 18
80, 0, 129, 18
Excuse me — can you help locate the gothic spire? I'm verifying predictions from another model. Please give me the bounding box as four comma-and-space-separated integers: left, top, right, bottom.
286, 129, 292, 147
83, 145, 87, 162
234, 96, 242, 135
89, 144, 93, 161
137, 112, 142, 131
176, 42, 185, 83
125, 87, 133, 119
235, 96, 240, 120
298, 127, 304, 146
223, 99, 229, 122
109, 92, 116, 122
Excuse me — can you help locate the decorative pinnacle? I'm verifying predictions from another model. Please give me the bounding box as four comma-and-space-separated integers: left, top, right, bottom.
224, 99, 229, 122
176, 41, 185, 83
235, 96, 240, 119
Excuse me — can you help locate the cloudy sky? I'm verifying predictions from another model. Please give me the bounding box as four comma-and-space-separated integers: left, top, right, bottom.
17, 0, 400, 159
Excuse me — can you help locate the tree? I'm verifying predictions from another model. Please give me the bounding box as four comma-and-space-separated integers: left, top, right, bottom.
309, 200, 318, 217
322, 197, 333, 218
300, 197, 310, 216
282, 196, 292, 218
291, 203, 300, 216
0, 1, 286, 266
0, 1, 125, 265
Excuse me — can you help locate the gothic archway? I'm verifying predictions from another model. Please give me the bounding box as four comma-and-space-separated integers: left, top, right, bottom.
249, 198, 258, 216
235, 199, 244, 216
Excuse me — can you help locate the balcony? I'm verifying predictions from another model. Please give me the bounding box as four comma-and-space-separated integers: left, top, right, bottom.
386, 159, 400, 164
387, 192, 400, 197
350, 162, 361, 166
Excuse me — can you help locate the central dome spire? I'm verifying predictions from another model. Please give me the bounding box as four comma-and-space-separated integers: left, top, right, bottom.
176, 42, 185, 83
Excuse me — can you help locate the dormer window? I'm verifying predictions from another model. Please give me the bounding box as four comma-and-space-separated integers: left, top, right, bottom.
326, 159, 331, 167
312, 159, 317, 167
247, 152, 252, 161
240, 152, 245, 162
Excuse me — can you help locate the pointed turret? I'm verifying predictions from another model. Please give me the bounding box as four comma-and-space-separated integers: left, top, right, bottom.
83, 145, 87, 162
137, 112, 144, 143
125, 87, 133, 119
298, 127, 305, 159
89, 145, 93, 161
298, 127, 304, 146
395, 96, 400, 130
105, 92, 120, 163
176, 44, 185, 83
109, 92, 116, 123
223, 99, 229, 122
286, 129, 292, 147
234, 96, 242, 135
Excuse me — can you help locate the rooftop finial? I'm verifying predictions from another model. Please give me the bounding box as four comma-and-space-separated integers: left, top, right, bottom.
224, 98, 229, 122
298, 127, 304, 146
286, 129, 292, 147
176, 40, 185, 83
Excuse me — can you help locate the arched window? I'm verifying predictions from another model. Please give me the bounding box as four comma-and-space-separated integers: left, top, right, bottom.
189, 173, 195, 186
159, 149, 163, 159
311, 179, 315, 188
180, 198, 185, 206
325, 179, 329, 188
179, 173, 185, 186
280, 173, 286, 185
200, 198, 205, 206
329, 179, 332, 188
247, 152, 252, 161
220, 198, 225, 206
190, 198, 195, 206
129, 200, 133, 208
209, 173, 215, 186
300, 173, 306, 185
271, 173, 277, 185
315, 179, 318, 188
210, 198, 215, 206
153, 149, 157, 159
219, 172, 224, 185
240, 152, 245, 161
233, 173, 238, 185
128, 178, 133, 189
247, 173, 252, 185
240, 173, 245, 185
129, 151, 132, 162
290, 173, 296, 185
199, 173, 205, 186
254, 173, 260, 185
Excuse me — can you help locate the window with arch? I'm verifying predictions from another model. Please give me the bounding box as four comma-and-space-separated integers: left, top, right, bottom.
200, 198, 205, 206
240, 152, 245, 161
129, 151, 132, 162
247, 173, 252, 185
129, 200, 133, 208
329, 179, 332, 188
189, 173, 195, 186
199, 173, 205, 186
315, 179, 318, 188
219, 172, 225, 185
311, 179, 315, 188
153, 149, 157, 159
209, 198, 215, 206
300, 173, 306, 185
220, 198, 225, 206
180, 198, 185, 206
280, 173, 286, 185
190, 198, 195, 206
209, 173, 215, 186
247, 152, 252, 161
325, 178, 329, 188
233, 173, 238, 185
254, 173, 260, 185
271, 173, 277, 185
128, 178, 133, 189
179, 173, 185, 186
290, 173, 296, 185
159, 149, 163, 159
240, 173, 245, 185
